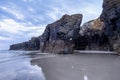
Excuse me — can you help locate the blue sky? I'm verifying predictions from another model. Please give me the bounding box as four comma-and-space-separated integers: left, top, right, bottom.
0, 0, 103, 50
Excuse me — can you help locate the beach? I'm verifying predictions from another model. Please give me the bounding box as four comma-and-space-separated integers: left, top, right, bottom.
31, 52, 120, 80
0, 50, 120, 80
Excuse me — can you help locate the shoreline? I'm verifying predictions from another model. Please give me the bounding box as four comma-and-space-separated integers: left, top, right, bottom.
30, 53, 120, 80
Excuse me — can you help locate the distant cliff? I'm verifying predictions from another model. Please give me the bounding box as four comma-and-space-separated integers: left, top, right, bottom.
10, 37, 40, 50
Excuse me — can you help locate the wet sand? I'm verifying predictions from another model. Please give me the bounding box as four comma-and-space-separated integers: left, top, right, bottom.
31, 53, 120, 80
0, 50, 46, 80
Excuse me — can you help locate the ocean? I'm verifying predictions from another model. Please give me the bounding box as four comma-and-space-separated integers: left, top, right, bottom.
0, 50, 46, 80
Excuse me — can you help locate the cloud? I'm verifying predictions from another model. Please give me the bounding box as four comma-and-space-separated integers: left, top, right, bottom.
0, 19, 24, 34
0, 6, 25, 19
27, 26, 46, 37
23, 0, 34, 2
0, 19, 45, 35
0, 36, 12, 41
28, 7, 35, 12
0, 18, 46, 48
44, 0, 103, 25
0, 18, 46, 50
46, 7, 65, 20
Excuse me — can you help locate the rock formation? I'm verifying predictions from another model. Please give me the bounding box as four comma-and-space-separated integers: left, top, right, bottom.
100, 0, 120, 53
10, 37, 40, 50
75, 18, 113, 51
28, 37, 40, 50
10, 14, 83, 54
10, 42, 28, 50
10, 0, 120, 54
40, 14, 83, 54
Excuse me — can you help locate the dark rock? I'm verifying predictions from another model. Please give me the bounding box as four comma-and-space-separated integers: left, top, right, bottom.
10, 37, 40, 50
28, 37, 40, 50
74, 34, 88, 50
9, 0, 120, 54
79, 18, 113, 51
10, 14, 82, 54
10, 42, 28, 50
100, 0, 120, 54
40, 14, 83, 54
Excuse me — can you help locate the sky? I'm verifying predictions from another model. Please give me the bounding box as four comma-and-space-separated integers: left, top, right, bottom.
0, 0, 103, 50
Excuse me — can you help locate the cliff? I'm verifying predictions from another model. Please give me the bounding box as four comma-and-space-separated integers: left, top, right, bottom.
10, 17, 113, 53
10, 14, 83, 54
10, 37, 40, 50
39, 14, 83, 54
100, 0, 120, 53
75, 18, 113, 51
10, 0, 120, 54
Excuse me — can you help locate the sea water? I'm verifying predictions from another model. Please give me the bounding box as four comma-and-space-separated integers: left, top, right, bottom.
0, 50, 46, 80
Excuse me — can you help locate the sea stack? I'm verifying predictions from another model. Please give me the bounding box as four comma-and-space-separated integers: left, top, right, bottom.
40, 14, 83, 54
10, 14, 83, 54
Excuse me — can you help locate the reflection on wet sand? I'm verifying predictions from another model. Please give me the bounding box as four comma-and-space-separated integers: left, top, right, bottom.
31, 53, 120, 80
0, 51, 46, 80
1, 50, 120, 80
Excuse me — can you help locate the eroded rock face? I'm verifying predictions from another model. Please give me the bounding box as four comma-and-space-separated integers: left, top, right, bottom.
28, 37, 40, 50
77, 18, 113, 51
40, 14, 83, 54
10, 42, 28, 50
100, 0, 120, 53
10, 14, 82, 54
9, 0, 120, 54
10, 37, 40, 50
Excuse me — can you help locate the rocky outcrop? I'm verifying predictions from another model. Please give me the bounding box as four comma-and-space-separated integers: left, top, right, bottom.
10, 0, 120, 54
10, 42, 28, 50
82, 18, 104, 31
10, 37, 40, 50
100, 0, 120, 53
10, 15, 115, 53
76, 18, 113, 51
10, 14, 83, 54
28, 37, 40, 50
40, 14, 83, 54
